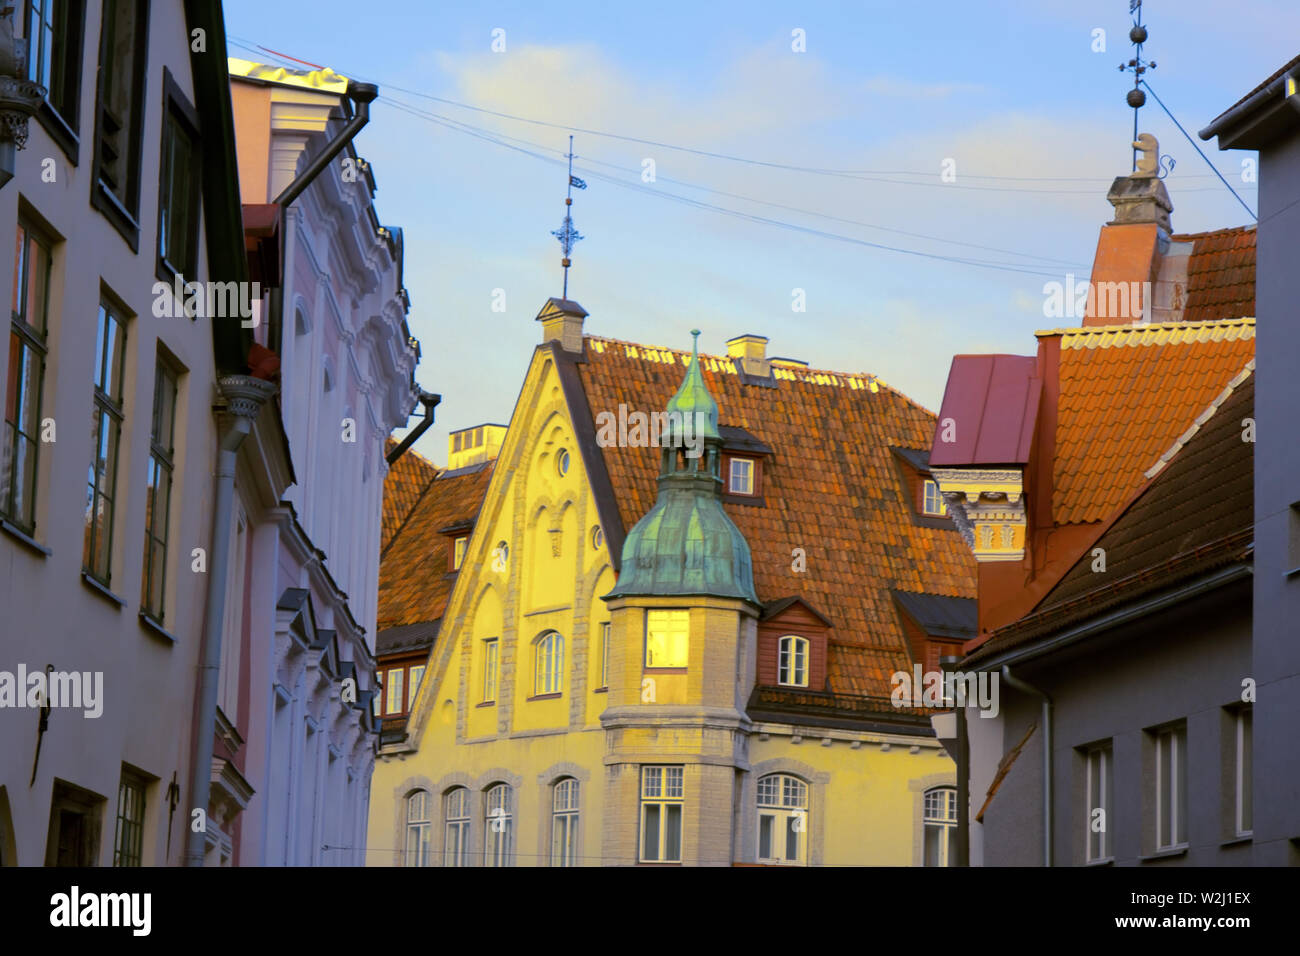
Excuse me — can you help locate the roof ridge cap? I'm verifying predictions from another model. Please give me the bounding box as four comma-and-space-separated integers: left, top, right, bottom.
1144, 359, 1255, 481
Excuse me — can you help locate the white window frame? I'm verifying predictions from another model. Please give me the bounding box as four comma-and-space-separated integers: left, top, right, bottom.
728, 456, 755, 495
452, 535, 468, 570
534, 631, 564, 695
777, 635, 809, 687
600, 622, 610, 689
640, 766, 684, 863
1085, 744, 1112, 862
551, 778, 580, 867
756, 774, 808, 865
484, 784, 513, 867
645, 609, 689, 668
923, 787, 957, 867
483, 638, 499, 702
922, 478, 947, 516
1155, 725, 1187, 851
385, 667, 404, 715
407, 664, 425, 711
405, 790, 431, 867
444, 787, 469, 867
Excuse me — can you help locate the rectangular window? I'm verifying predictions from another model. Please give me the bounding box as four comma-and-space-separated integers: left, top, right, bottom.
385, 668, 404, 716
371, 680, 381, 717
83, 299, 127, 584
1235, 706, 1252, 837
483, 639, 498, 702
923, 478, 947, 516
1154, 724, 1187, 850
156, 89, 200, 281
645, 609, 689, 668
2, 221, 52, 532
112, 770, 146, 866
728, 456, 754, 495
407, 664, 425, 711
140, 359, 177, 621
1085, 743, 1112, 862
92, 0, 149, 237
640, 766, 683, 863
600, 622, 610, 689
26, 0, 84, 133
452, 535, 467, 570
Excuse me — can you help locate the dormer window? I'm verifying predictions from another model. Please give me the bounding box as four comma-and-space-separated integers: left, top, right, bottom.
922, 479, 947, 516
452, 535, 468, 570
729, 457, 755, 495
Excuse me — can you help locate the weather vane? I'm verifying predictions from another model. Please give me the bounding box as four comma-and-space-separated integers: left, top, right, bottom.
1119, 0, 1156, 172
551, 135, 586, 300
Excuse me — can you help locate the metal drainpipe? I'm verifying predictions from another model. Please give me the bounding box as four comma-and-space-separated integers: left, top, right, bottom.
273, 80, 378, 209
386, 391, 441, 465
1001, 665, 1053, 867
185, 376, 276, 866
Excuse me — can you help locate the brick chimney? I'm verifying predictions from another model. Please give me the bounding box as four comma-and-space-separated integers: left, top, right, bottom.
448, 424, 507, 470
726, 334, 770, 377
536, 297, 587, 353
1084, 133, 1172, 326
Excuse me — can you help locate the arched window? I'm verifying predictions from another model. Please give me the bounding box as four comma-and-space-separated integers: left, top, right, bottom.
777, 636, 809, 687
551, 778, 580, 867
405, 790, 431, 867
444, 787, 470, 867
756, 774, 808, 865
485, 784, 513, 867
923, 786, 957, 867
535, 631, 564, 695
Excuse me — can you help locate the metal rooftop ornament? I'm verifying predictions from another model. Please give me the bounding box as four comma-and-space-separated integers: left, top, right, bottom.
1118, 0, 1157, 172
551, 134, 586, 299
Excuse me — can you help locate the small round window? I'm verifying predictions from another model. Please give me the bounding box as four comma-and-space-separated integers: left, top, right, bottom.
556, 448, 571, 476
591, 525, 603, 550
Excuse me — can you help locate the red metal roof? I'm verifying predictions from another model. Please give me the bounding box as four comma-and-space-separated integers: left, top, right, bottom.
929, 354, 1039, 467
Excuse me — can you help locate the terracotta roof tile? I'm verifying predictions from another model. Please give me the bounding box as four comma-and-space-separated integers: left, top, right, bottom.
1170, 226, 1256, 323
381, 439, 439, 551
577, 335, 977, 699
1044, 318, 1255, 524
377, 462, 493, 631
966, 370, 1254, 666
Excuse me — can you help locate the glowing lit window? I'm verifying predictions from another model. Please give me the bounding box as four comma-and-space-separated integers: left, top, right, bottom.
777, 635, 809, 687
646, 609, 689, 668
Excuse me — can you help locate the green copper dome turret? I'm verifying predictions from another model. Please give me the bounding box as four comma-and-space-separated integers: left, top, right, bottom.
605, 331, 758, 604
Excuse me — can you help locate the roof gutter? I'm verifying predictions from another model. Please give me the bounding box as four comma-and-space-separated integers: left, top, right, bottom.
1000, 666, 1052, 867
387, 390, 441, 466
969, 562, 1251, 673
1199, 69, 1300, 144
273, 80, 378, 208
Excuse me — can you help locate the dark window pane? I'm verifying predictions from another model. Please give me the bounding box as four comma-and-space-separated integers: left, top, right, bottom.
758, 814, 772, 859
665, 805, 681, 861
642, 805, 660, 860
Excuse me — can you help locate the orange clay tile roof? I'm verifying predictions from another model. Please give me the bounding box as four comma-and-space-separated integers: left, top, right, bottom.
1170, 226, 1256, 323
576, 336, 977, 699
377, 461, 494, 631
381, 439, 439, 551
1042, 318, 1255, 525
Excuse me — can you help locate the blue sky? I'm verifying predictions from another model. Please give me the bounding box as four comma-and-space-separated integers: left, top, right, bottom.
222, 0, 1297, 466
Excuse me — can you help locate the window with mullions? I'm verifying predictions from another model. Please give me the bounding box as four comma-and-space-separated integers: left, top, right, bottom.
404, 790, 431, 867
112, 770, 146, 867
84, 300, 127, 584
777, 635, 808, 687
141, 360, 177, 621
484, 784, 512, 867
923, 787, 957, 866
385, 667, 404, 716
646, 609, 689, 668
757, 774, 808, 865
640, 766, 683, 863
26, 0, 85, 137
922, 479, 947, 516
1084, 743, 1113, 862
1154, 724, 1187, 851
2, 221, 52, 533
534, 631, 564, 695
156, 87, 200, 281
444, 788, 469, 867
92, 0, 149, 241
482, 638, 498, 702
551, 778, 579, 867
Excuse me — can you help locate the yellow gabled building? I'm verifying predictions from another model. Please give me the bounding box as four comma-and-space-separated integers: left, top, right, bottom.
368, 298, 977, 866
